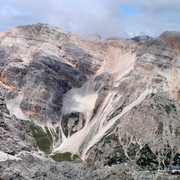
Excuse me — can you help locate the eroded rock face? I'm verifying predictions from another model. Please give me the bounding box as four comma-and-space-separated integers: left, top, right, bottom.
0, 24, 179, 179
0, 23, 103, 122
84, 36, 180, 170
0, 83, 37, 159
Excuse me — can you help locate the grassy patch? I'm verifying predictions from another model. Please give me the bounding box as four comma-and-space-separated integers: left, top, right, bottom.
21, 121, 53, 154
50, 152, 79, 162
21, 120, 80, 163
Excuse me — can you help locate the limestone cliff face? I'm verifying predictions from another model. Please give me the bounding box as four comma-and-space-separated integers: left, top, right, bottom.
0, 23, 103, 122
0, 24, 179, 179
159, 31, 180, 103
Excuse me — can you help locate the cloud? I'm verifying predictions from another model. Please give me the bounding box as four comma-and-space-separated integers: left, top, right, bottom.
0, 0, 180, 38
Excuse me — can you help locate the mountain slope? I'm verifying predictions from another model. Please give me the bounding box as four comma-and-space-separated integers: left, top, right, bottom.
0, 24, 179, 179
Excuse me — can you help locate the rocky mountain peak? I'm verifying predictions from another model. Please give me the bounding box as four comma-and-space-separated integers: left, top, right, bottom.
130, 35, 152, 42
0, 24, 179, 179
159, 31, 180, 50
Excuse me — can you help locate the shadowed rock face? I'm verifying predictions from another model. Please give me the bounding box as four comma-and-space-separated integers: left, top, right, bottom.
130, 35, 152, 42
0, 24, 180, 179
0, 84, 37, 156
0, 23, 103, 122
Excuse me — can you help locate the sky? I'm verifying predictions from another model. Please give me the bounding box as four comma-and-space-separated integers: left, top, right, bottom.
0, 0, 180, 39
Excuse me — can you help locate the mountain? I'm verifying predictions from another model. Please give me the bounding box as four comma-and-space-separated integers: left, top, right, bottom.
106, 36, 125, 40
0, 24, 179, 179
130, 35, 152, 42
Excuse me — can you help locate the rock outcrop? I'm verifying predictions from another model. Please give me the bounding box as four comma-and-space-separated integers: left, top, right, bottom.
130, 35, 152, 42
0, 24, 179, 179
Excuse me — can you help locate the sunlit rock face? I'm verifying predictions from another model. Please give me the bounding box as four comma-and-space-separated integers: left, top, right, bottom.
0, 24, 179, 179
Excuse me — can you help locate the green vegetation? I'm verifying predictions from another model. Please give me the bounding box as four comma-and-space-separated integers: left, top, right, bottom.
21, 121, 54, 154
163, 144, 172, 167
104, 134, 119, 143
163, 104, 176, 114
63, 127, 69, 137
106, 145, 128, 166
137, 144, 159, 170
172, 153, 180, 166
61, 112, 84, 137
50, 152, 79, 162
157, 122, 164, 135
94, 148, 103, 160
169, 123, 172, 134
159, 162, 165, 169
151, 95, 177, 114
174, 129, 180, 137
99, 133, 119, 145
127, 142, 140, 160
155, 104, 176, 114
103, 84, 110, 91
21, 120, 80, 163
91, 102, 101, 120
95, 133, 128, 166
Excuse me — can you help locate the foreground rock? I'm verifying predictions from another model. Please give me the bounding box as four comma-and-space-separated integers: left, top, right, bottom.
1, 158, 179, 180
